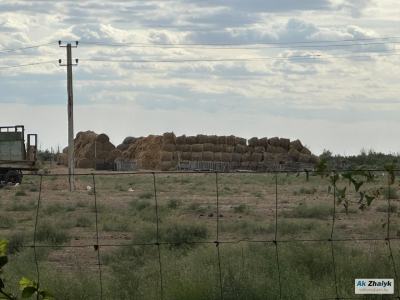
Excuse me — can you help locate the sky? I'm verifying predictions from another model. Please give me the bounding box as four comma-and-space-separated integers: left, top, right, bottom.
1, 0, 400, 155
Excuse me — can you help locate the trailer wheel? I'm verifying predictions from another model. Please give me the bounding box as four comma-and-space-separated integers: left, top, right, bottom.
4, 170, 22, 185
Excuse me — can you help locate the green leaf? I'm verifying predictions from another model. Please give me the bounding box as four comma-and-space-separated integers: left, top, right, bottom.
327, 185, 331, 195
19, 277, 35, 290
366, 195, 376, 206
330, 174, 339, 185
353, 180, 364, 192
358, 192, 365, 204
343, 202, 349, 215
305, 170, 309, 181
0, 240, 9, 256
22, 286, 37, 298
315, 159, 328, 172
40, 290, 54, 299
0, 255, 8, 269
341, 172, 353, 185
0, 277, 4, 289
338, 187, 346, 199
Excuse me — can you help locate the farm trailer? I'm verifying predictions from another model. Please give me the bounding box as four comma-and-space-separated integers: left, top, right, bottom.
0, 125, 38, 184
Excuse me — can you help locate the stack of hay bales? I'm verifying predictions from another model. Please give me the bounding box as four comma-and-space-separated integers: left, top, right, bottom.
58, 131, 117, 169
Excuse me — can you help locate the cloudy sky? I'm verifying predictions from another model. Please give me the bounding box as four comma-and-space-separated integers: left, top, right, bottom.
1, 0, 399, 155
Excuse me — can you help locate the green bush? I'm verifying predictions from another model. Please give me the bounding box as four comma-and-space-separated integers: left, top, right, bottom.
167, 199, 181, 210
138, 192, 153, 199
376, 204, 397, 213
0, 214, 15, 229
7, 232, 28, 254
35, 222, 71, 246
382, 187, 398, 199
5, 201, 36, 211
233, 204, 248, 213
281, 204, 334, 219
76, 216, 92, 228
15, 189, 28, 196
130, 200, 153, 211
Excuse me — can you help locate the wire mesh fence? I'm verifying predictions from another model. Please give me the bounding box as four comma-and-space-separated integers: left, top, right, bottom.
2, 169, 400, 299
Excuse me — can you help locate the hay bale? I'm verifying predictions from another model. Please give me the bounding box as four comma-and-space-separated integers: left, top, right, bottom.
161, 151, 173, 162
252, 153, 263, 162
108, 149, 123, 161
161, 161, 173, 171
298, 154, 310, 163
276, 146, 287, 154
258, 137, 268, 148
203, 151, 213, 161
162, 144, 176, 152
263, 152, 275, 161
235, 144, 246, 154
176, 135, 186, 145
172, 151, 182, 162
240, 162, 250, 169
117, 144, 129, 152
310, 154, 320, 164
223, 145, 234, 153
236, 137, 246, 146
163, 132, 176, 145
269, 137, 280, 147
217, 136, 227, 145
249, 161, 258, 169
203, 143, 215, 152
242, 152, 252, 162
288, 147, 301, 161
246, 146, 255, 153
192, 144, 203, 152
290, 139, 303, 151
62, 147, 68, 154
285, 154, 295, 162
206, 135, 218, 144
181, 152, 192, 161
301, 147, 311, 156
213, 152, 222, 161
123, 137, 136, 145
280, 138, 291, 149
77, 159, 94, 169
254, 146, 265, 153
196, 134, 207, 144
213, 144, 223, 152
97, 134, 110, 144
221, 153, 232, 162
186, 136, 196, 145
275, 154, 287, 163
176, 144, 190, 152
226, 135, 236, 146
266, 145, 278, 154
248, 137, 259, 147
192, 152, 203, 161
232, 153, 242, 162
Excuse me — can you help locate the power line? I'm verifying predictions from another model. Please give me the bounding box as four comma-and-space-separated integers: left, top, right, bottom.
0, 42, 56, 54
0, 60, 57, 70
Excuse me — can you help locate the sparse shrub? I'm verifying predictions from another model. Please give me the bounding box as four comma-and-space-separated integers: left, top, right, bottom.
253, 192, 263, 198
233, 204, 248, 213
130, 200, 152, 211
0, 214, 15, 229
35, 222, 71, 246
115, 184, 124, 191
29, 186, 39, 192
15, 189, 28, 196
76, 200, 88, 208
293, 187, 314, 196
6, 232, 27, 254
66, 205, 76, 212
76, 216, 92, 228
138, 192, 153, 199
376, 204, 397, 213
220, 220, 270, 236
5, 201, 36, 211
186, 202, 206, 214
42, 203, 66, 215
382, 187, 398, 200
167, 199, 181, 210
281, 204, 334, 219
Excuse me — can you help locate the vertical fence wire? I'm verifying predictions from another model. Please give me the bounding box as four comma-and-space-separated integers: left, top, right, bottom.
215, 172, 223, 300
92, 174, 103, 300
152, 172, 164, 300
32, 175, 42, 300
274, 172, 282, 299
330, 171, 339, 299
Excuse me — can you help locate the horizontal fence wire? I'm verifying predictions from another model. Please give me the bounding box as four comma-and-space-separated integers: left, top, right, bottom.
10, 169, 400, 299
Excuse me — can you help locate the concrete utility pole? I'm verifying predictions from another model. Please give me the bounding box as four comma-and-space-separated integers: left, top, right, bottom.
59, 41, 78, 192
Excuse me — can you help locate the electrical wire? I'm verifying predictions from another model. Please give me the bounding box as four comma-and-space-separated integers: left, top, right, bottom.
0, 42, 56, 54
0, 60, 57, 70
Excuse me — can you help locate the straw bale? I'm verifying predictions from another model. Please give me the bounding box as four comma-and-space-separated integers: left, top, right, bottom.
288, 147, 301, 161
249, 162, 258, 169
269, 137, 280, 147
221, 153, 232, 162
123, 137, 136, 145
206, 135, 218, 144
181, 152, 192, 161
117, 144, 129, 152
226, 135, 236, 146
186, 136, 197, 145
258, 137, 268, 148
196, 134, 207, 144
176, 144, 191, 152
290, 139, 303, 152
310, 154, 320, 164
62, 147, 68, 154
254, 146, 265, 153
192, 144, 204, 152
108, 149, 123, 161
240, 162, 250, 169
236, 137, 246, 146
97, 134, 109, 144
235, 144, 246, 154
203, 143, 215, 152
176, 135, 186, 145
192, 152, 203, 161
223, 145, 234, 153
251, 153, 263, 162
77, 159, 94, 169
266, 145, 278, 154
301, 147, 311, 156
161, 151, 173, 162
213, 144, 223, 152
248, 137, 259, 147
280, 138, 291, 149
298, 154, 310, 163
232, 153, 242, 162
163, 132, 176, 145
162, 144, 176, 152
276, 146, 287, 154
217, 136, 227, 145
285, 154, 295, 162
161, 161, 173, 171
263, 152, 275, 161
203, 151, 213, 161
172, 151, 182, 162
213, 152, 222, 161
232, 161, 240, 169
242, 152, 252, 162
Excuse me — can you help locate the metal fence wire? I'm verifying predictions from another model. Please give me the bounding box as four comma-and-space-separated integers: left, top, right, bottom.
13, 169, 400, 299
